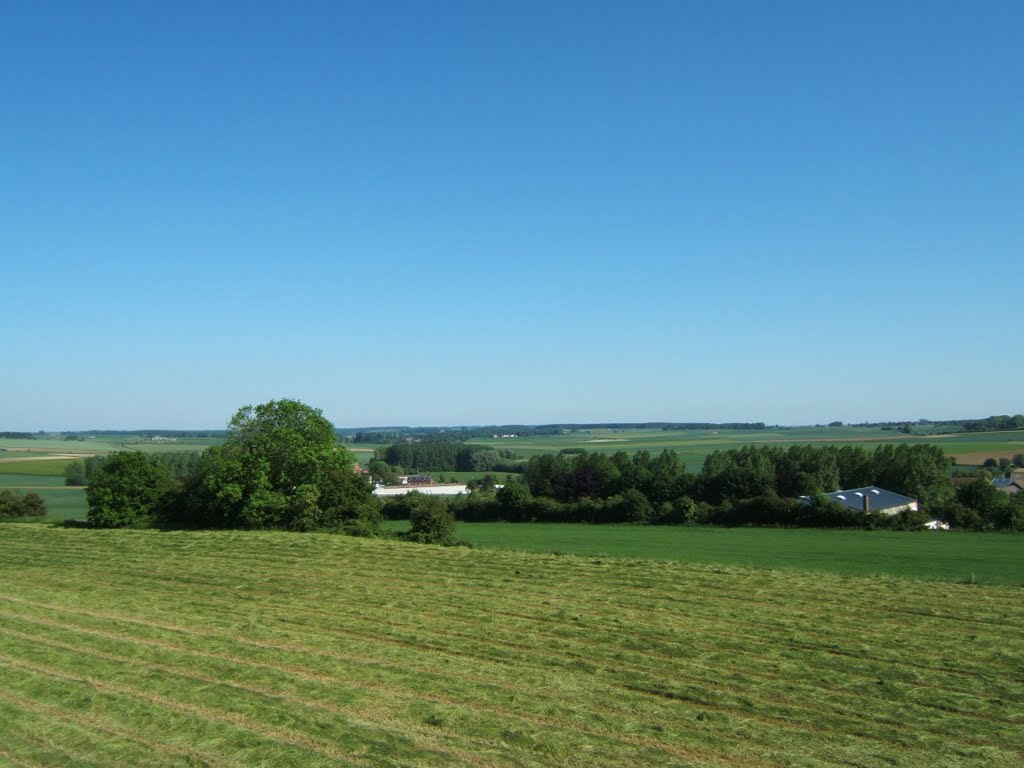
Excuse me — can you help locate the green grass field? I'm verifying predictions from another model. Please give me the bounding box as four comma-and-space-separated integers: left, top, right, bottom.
0, 458, 81, 477
0, 525, 1020, 767
0, 473, 68, 487
381, 522, 1024, 585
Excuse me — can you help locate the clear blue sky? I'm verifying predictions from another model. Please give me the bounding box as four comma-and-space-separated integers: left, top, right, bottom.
3, 1, 1021, 430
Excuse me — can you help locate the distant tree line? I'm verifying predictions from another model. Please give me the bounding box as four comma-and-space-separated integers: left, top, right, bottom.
873, 414, 1024, 436
961, 414, 1024, 432
375, 442, 520, 475
0, 432, 35, 439
380, 443, 1022, 531
516, 443, 954, 508
78, 406, 1024, 536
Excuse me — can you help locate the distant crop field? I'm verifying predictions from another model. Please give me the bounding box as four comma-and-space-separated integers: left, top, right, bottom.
0, 526, 1020, 767
382, 521, 1024, 586
106, 437, 222, 454
0, 437, 220, 458
467, 427, 1024, 469
348, 444, 383, 461
951, 450, 1024, 465
0, 438, 114, 453
0, 473, 67, 488
0, 458, 79, 477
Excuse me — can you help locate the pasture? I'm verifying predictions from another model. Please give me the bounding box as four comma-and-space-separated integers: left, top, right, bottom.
0, 525, 1021, 767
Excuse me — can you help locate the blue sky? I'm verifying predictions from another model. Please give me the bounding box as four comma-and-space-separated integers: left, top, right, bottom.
3, 1, 1021, 430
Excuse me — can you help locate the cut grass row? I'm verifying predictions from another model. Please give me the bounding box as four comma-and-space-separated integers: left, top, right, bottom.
0, 525, 1022, 767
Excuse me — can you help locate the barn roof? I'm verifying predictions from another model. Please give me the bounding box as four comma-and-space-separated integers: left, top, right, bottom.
816, 486, 917, 512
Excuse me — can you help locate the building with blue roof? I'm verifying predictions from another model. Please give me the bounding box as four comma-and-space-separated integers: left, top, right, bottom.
801, 486, 919, 515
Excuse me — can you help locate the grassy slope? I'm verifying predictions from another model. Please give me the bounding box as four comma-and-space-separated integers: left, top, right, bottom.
0, 526, 1021, 768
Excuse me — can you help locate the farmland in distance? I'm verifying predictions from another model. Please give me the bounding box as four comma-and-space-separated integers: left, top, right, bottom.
464, 426, 1024, 468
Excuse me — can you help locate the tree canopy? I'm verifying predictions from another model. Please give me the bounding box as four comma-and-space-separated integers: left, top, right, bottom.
86, 452, 172, 528
174, 399, 378, 532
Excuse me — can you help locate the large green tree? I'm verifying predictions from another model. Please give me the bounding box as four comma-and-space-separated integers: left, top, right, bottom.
86, 452, 172, 528
178, 399, 378, 532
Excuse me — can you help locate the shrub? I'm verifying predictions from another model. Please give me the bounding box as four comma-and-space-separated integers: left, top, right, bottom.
0, 490, 47, 518
86, 452, 172, 528
405, 494, 458, 545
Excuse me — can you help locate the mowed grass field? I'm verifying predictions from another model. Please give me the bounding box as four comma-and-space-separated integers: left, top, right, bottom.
0, 526, 1021, 767
381, 522, 1024, 586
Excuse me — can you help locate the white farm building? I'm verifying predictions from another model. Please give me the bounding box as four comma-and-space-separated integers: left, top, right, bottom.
802, 486, 919, 515
373, 483, 469, 497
